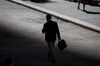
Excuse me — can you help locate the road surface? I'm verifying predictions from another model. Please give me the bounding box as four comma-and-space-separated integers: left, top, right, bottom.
0, 0, 100, 66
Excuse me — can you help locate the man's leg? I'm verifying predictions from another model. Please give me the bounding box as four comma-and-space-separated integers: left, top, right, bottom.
78, 0, 81, 9
83, 0, 86, 11
47, 41, 56, 63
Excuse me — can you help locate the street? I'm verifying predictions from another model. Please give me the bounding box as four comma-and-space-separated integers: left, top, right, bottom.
0, 0, 100, 66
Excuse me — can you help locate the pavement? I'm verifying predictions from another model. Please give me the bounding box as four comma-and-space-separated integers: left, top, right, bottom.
11, 0, 100, 32
28, 0, 100, 26
0, 0, 100, 66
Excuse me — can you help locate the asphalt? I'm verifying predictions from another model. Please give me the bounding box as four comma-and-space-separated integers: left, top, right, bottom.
0, 0, 100, 66
28, 0, 100, 26
11, 0, 100, 32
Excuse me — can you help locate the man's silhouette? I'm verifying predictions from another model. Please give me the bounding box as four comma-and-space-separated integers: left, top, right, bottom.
42, 14, 61, 63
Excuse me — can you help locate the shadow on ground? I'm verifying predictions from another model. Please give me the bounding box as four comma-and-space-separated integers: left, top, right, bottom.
65, 0, 100, 7
30, 0, 51, 3
0, 27, 100, 66
81, 10, 100, 14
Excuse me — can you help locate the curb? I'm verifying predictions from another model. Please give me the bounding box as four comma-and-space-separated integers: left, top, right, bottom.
10, 0, 100, 32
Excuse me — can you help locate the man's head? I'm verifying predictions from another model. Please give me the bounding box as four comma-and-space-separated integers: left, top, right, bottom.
46, 14, 52, 21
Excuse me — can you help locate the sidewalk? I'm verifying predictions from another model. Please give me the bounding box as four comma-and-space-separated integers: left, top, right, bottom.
10, 0, 100, 32
28, 0, 100, 26
0, 0, 100, 66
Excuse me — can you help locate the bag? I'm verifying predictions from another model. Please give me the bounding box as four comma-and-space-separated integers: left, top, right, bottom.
57, 39, 67, 51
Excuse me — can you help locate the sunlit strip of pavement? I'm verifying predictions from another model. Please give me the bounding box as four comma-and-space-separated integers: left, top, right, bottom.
10, 0, 100, 32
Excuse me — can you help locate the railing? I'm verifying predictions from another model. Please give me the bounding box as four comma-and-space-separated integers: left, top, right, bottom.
9, 0, 100, 32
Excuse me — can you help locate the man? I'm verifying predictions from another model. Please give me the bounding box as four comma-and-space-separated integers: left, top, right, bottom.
77, 0, 86, 11
42, 14, 61, 63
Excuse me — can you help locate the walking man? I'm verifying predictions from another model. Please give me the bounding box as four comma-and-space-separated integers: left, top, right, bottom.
42, 14, 61, 63
77, 0, 86, 11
